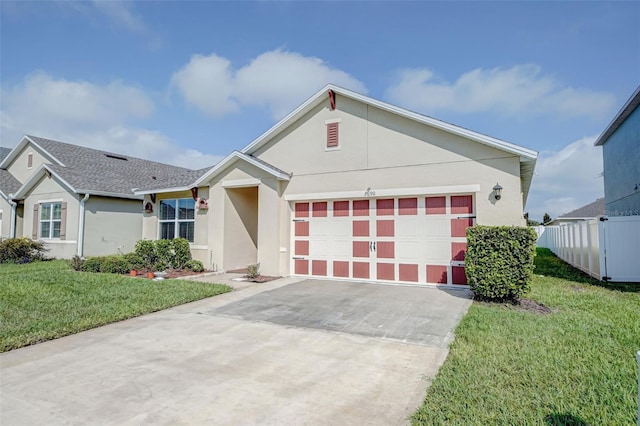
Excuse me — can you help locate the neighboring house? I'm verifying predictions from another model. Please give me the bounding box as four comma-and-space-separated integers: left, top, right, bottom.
0, 135, 199, 259
546, 198, 605, 226
136, 85, 538, 286
594, 85, 640, 216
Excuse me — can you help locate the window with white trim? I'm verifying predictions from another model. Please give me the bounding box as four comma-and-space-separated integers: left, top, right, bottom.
159, 198, 195, 242
40, 202, 62, 239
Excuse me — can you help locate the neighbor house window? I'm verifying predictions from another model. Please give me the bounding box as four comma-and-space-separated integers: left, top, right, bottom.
27, 152, 33, 168
40, 202, 62, 239
159, 198, 195, 242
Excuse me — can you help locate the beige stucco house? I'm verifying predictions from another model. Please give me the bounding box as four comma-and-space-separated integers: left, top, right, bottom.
0, 136, 199, 259
136, 85, 538, 286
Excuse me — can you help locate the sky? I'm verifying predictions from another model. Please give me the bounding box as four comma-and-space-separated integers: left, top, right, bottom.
1, 1, 639, 222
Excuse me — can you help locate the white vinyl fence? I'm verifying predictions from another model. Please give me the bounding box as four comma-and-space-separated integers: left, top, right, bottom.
535, 216, 640, 282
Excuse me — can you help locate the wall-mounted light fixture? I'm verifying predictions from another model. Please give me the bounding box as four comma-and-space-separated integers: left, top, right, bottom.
493, 183, 503, 201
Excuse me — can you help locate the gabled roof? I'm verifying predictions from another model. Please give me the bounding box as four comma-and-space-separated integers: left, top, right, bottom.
240, 84, 538, 202
558, 198, 605, 219
594, 86, 640, 146
134, 151, 289, 195
0, 147, 12, 163
3, 135, 198, 200
0, 169, 21, 200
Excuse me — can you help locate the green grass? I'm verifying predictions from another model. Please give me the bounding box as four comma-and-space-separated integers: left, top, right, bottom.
0, 260, 232, 352
412, 248, 640, 425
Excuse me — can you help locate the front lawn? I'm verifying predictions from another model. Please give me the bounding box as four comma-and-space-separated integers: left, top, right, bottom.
0, 260, 232, 352
412, 248, 640, 425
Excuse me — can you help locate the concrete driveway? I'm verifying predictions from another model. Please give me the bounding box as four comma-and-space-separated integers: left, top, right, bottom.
1, 278, 472, 425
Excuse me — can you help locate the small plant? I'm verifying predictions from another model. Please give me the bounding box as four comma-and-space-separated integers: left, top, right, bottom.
81, 256, 106, 273
155, 239, 174, 269
247, 263, 260, 279
122, 252, 144, 271
135, 240, 157, 272
68, 255, 85, 271
100, 256, 130, 274
0, 238, 48, 264
171, 238, 191, 270
186, 259, 204, 273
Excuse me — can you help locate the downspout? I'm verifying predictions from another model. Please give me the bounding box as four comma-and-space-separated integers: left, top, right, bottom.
77, 194, 90, 257
9, 199, 17, 238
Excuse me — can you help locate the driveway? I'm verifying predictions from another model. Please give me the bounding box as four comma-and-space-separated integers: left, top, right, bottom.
1, 278, 472, 425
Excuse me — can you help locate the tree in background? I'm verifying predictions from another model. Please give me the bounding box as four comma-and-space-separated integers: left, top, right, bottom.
543, 213, 552, 224
524, 212, 540, 226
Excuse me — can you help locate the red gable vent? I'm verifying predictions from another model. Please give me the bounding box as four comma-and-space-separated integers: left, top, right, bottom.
327, 122, 339, 148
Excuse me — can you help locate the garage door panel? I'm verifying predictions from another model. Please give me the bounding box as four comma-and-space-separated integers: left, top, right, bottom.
353, 241, 370, 258
310, 240, 330, 257
425, 218, 450, 237
333, 239, 351, 258
331, 220, 351, 237
397, 219, 419, 238
310, 221, 331, 237
397, 241, 419, 261
425, 241, 450, 262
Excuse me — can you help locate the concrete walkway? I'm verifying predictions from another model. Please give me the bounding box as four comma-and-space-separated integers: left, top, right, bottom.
1, 277, 472, 425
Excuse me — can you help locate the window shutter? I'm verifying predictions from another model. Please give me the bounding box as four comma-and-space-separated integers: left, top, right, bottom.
59, 202, 67, 240
327, 122, 339, 148
32, 204, 39, 239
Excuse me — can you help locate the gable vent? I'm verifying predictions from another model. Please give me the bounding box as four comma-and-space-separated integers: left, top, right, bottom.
105, 154, 128, 161
327, 122, 339, 148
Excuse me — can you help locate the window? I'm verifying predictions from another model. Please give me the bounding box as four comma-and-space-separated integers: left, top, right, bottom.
40, 202, 62, 239
159, 198, 195, 242
27, 152, 33, 168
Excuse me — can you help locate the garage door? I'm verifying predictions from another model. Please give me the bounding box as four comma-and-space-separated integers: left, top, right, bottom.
292, 195, 474, 285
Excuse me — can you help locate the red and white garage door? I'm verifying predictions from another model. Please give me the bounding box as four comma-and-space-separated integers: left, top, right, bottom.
292, 195, 474, 286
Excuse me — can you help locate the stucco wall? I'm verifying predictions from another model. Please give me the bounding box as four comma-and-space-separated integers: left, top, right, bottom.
5, 143, 50, 184
254, 94, 524, 227
602, 106, 640, 215
0, 197, 11, 238
83, 196, 142, 256
21, 174, 80, 259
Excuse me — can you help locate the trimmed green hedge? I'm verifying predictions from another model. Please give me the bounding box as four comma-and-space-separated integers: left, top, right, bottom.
465, 226, 537, 301
0, 238, 48, 264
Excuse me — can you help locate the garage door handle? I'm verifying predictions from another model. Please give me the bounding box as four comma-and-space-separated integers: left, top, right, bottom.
369, 241, 373, 252
373, 241, 376, 252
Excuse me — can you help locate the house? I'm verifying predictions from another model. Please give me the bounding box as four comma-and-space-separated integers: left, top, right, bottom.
594, 85, 640, 216
0, 136, 199, 259
546, 198, 605, 226
135, 85, 538, 286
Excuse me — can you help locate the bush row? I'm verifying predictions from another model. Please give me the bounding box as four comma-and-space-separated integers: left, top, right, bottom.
68, 238, 205, 274
0, 238, 48, 264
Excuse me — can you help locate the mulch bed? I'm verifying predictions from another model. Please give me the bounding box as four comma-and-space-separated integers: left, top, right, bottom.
128, 269, 203, 279
227, 268, 280, 283
516, 298, 553, 314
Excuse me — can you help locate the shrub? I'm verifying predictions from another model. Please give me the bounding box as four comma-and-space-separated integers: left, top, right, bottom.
155, 239, 174, 269
81, 256, 106, 273
465, 226, 537, 301
100, 256, 130, 274
171, 238, 191, 270
122, 252, 144, 271
186, 259, 204, 272
135, 240, 157, 270
247, 263, 260, 279
0, 238, 48, 264
68, 255, 85, 271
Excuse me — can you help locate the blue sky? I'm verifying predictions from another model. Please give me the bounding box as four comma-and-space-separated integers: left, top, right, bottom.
1, 1, 639, 221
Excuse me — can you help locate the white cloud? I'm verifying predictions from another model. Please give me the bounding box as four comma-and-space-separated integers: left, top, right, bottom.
171, 49, 367, 120
525, 136, 604, 222
1, 73, 221, 169
384, 65, 616, 120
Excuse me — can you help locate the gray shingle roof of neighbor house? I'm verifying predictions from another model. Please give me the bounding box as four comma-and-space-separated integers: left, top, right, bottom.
594, 85, 640, 146
0, 147, 11, 162
558, 198, 606, 219
0, 169, 22, 196
4, 135, 199, 199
